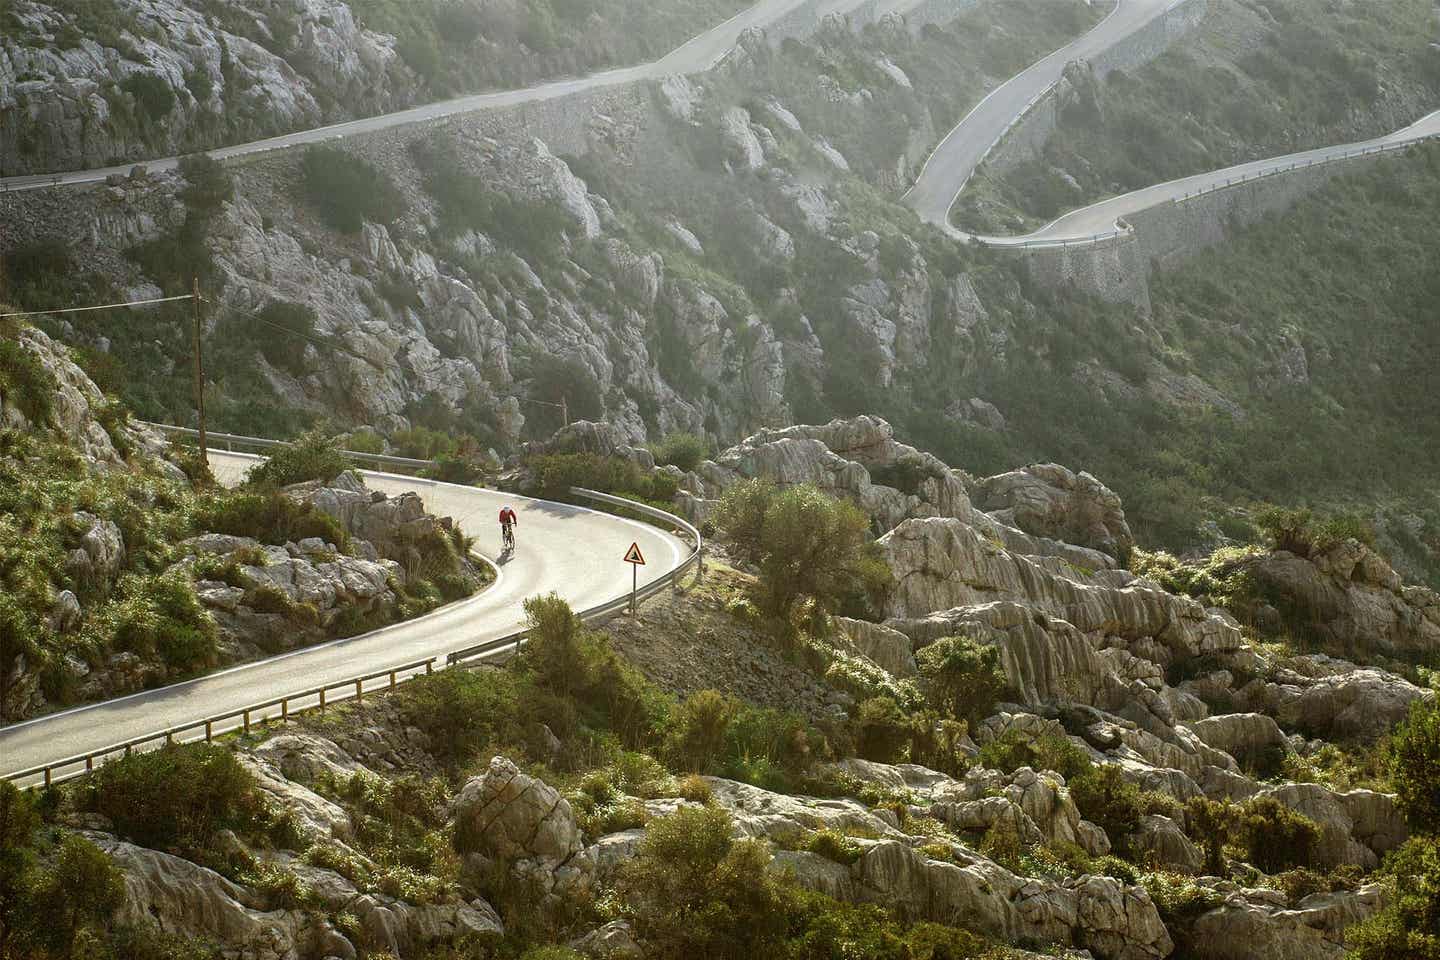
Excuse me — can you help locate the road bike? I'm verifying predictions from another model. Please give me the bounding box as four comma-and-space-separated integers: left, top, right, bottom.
502, 524, 515, 552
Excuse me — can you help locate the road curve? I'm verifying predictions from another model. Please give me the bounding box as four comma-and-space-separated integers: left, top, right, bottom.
0, 0, 873, 193
905, 0, 1185, 232
0, 451, 688, 779
974, 108, 1440, 246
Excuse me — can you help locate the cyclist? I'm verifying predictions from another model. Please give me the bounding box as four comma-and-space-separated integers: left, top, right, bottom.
499, 505, 518, 550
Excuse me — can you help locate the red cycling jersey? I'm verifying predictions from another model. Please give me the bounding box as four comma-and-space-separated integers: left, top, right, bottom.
499, 507, 517, 525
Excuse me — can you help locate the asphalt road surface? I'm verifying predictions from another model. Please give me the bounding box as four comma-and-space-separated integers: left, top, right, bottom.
976, 108, 1440, 246
905, 0, 1185, 232
0, 451, 688, 781
0, 0, 875, 192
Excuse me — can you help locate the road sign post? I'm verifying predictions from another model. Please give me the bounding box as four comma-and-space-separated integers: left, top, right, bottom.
623, 541, 646, 616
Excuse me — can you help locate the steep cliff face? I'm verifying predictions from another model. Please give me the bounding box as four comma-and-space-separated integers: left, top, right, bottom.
0, 0, 412, 175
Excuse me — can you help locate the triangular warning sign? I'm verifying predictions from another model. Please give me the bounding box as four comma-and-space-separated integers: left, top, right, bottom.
623, 542, 646, 565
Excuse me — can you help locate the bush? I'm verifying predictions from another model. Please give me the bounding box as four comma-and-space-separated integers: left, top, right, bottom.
616, 806, 791, 960
1234, 797, 1320, 873
1346, 835, 1440, 960
299, 146, 407, 234
245, 431, 350, 488
714, 482, 888, 622
523, 593, 588, 700
804, 828, 864, 866
121, 72, 176, 120
665, 690, 739, 774
651, 432, 708, 472
193, 491, 348, 549
915, 635, 1007, 725
85, 744, 271, 850
526, 453, 676, 505
1388, 699, 1440, 832
1256, 505, 1377, 558
398, 668, 521, 769
677, 774, 713, 805
109, 574, 217, 673
1185, 797, 1236, 875
1067, 764, 1178, 859
855, 696, 911, 763
977, 731, 1092, 782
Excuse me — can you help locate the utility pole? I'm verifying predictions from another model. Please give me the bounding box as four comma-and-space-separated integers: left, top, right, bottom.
561, 395, 569, 428
191, 277, 209, 466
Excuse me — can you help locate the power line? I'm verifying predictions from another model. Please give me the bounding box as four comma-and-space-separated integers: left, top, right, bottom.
0, 294, 194, 320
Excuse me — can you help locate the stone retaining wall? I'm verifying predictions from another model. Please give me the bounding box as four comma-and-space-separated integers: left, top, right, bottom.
1017, 147, 1398, 307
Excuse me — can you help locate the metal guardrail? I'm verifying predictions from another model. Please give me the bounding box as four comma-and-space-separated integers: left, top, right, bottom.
139, 421, 438, 473
4, 658, 441, 789
3, 429, 703, 790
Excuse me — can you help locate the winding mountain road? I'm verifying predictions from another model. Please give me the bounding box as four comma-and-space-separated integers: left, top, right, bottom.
0, 0, 879, 193
905, 0, 1186, 232
0, 451, 688, 781
975, 108, 1440, 246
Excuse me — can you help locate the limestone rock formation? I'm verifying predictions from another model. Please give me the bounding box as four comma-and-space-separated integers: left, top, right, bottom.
974, 463, 1135, 562
452, 757, 594, 899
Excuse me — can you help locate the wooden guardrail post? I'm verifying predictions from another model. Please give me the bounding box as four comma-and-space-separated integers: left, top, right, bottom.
355, 679, 363, 702
243, 709, 250, 734
205, 720, 213, 742
319, 688, 327, 712
281, 699, 289, 723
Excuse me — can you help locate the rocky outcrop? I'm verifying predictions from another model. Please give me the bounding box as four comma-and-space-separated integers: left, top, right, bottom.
882, 516, 1241, 660
1244, 540, 1440, 660
1188, 883, 1388, 960
175, 533, 404, 656
94, 836, 340, 960
451, 757, 594, 900
775, 841, 1173, 960
974, 464, 1134, 562
0, 325, 155, 466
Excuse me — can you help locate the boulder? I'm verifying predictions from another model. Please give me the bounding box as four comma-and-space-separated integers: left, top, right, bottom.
1274, 668, 1434, 742
834, 617, 917, 677
1130, 815, 1203, 874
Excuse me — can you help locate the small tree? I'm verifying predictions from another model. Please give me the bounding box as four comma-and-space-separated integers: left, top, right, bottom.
712, 478, 775, 565
651, 432, 708, 473
1389, 699, 1440, 833
617, 806, 790, 960
915, 635, 1007, 726
1185, 797, 1237, 875
522, 593, 587, 699
855, 696, 911, 763
28, 835, 125, 956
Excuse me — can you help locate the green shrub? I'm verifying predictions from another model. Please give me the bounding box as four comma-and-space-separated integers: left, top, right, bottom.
299, 146, 407, 234
1346, 835, 1440, 960
1185, 797, 1236, 875
193, 491, 348, 549
977, 731, 1092, 782
1388, 699, 1440, 833
915, 635, 1007, 725
398, 668, 521, 769
665, 690, 739, 774
1068, 764, 1173, 859
855, 696, 911, 763
121, 72, 175, 120
246, 301, 316, 375
0, 332, 55, 426
85, 743, 271, 850
616, 806, 791, 960
1234, 797, 1321, 873
677, 773, 713, 804
651, 432, 709, 472
714, 481, 888, 621
804, 828, 864, 866
245, 431, 350, 488
108, 574, 217, 673
526, 452, 674, 504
